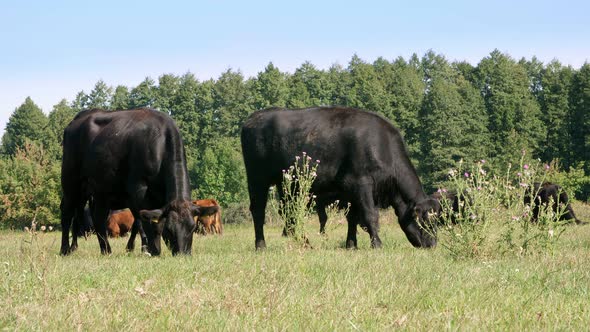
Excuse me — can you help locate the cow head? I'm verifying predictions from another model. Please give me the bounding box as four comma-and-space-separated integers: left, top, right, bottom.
399, 198, 440, 248
140, 201, 219, 256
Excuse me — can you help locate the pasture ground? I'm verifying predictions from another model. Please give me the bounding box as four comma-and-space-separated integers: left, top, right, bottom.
1, 203, 589, 331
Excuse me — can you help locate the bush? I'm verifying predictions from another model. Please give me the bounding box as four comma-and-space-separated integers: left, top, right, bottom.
0, 142, 61, 230
434, 153, 569, 259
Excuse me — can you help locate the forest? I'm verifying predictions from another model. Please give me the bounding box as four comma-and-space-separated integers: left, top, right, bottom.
1, 49, 589, 229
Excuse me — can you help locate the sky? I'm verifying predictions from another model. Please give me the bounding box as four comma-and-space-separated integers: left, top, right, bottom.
1, 0, 589, 136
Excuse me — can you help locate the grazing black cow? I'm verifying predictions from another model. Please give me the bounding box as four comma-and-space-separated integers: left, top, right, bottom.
525, 182, 587, 225
60, 108, 219, 256
241, 106, 440, 250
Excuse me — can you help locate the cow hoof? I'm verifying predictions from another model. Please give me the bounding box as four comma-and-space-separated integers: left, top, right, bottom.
371, 239, 383, 249
345, 240, 357, 249
59, 247, 71, 256
140, 245, 149, 253
255, 240, 267, 250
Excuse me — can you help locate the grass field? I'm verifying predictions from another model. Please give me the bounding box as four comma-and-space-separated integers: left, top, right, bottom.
1, 203, 590, 331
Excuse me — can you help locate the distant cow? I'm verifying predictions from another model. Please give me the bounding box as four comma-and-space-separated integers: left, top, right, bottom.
192, 199, 223, 235
525, 182, 587, 225
241, 106, 440, 250
60, 108, 219, 256
107, 209, 135, 238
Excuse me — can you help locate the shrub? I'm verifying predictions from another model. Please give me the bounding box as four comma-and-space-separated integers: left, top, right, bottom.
434, 153, 568, 259
0, 141, 61, 230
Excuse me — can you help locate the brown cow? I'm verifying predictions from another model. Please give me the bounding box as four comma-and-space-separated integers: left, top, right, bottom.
107, 209, 135, 238
192, 199, 222, 235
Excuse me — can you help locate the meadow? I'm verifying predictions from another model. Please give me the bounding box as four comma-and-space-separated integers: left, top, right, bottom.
1, 203, 589, 331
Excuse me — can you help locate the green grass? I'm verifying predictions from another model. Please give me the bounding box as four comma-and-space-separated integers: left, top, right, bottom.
1, 204, 590, 331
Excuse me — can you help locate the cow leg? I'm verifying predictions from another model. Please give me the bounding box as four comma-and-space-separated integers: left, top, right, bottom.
92, 198, 112, 255
127, 213, 148, 253
69, 203, 86, 252
345, 207, 358, 249
60, 196, 75, 255
126, 180, 149, 253
248, 180, 270, 250
317, 204, 327, 234
346, 187, 381, 249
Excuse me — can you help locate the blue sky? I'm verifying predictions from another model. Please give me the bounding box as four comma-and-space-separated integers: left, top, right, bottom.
1, 0, 589, 135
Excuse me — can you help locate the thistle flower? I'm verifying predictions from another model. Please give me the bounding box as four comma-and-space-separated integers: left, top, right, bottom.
523, 164, 529, 170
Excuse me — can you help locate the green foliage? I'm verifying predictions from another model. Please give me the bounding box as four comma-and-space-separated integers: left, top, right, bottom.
44, 99, 77, 160
435, 156, 570, 260
189, 137, 248, 207
129, 77, 156, 108
419, 54, 490, 187
110, 85, 131, 110
87, 80, 113, 109
2, 51, 590, 227
1, 97, 49, 156
0, 142, 61, 229
569, 63, 590, 173
475, 50, 546, 166
253, 62, 288, 109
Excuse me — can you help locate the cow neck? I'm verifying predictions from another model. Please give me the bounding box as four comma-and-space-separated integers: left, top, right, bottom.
163, 132, 191, 202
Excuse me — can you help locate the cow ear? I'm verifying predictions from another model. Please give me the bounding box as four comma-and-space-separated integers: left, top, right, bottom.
140, 209, 163, 223
199, 205, 219, 217
190, 203, 201, 217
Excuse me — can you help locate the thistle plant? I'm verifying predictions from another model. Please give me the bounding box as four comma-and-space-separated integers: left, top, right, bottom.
435, 151, 568, 259
280, 152, 319, 246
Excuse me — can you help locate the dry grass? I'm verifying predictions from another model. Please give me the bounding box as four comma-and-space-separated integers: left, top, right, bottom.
1, 205, 590, 330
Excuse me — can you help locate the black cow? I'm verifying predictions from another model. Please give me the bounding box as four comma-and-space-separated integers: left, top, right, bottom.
241, 106, 440, 250
525, 182, 587, 225
60, 108, 219, 256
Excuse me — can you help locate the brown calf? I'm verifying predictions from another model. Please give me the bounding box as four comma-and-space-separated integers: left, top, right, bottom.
192, 199, 223, 235
107, 209, 135, 238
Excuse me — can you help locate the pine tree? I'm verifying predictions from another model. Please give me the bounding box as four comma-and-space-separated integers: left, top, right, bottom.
539, 60, 574, 165
252, 62, 288, 110
87, 80, 113, 109
44, 99, 77, 160
129, 77, 156, 108
570, 63, 590, 172
1, 97, 49, 156
110, 85, 130, 110
419, 57, 489, 187
474, 50, 545, 167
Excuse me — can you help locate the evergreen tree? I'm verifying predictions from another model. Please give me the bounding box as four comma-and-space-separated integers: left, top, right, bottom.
377, 56, 425, 159
252, 62, 288, 110
474, 50, 545, 167
87, 80, 113, 109
570, 63, 590, 172
539, 60, 574, 165
71, 91, 89, 111
419, 59, 489, 186
324, 63, 350, 106
519, 56, 544, 102
286, 61, 328, 108
212, 69, 253, 138
129, 77, 156, 108
1, 97, 49, 156
45, 99, 77, 160
154, 74, 180, 115
344, 54, 390, 113
110, 85, 130, 110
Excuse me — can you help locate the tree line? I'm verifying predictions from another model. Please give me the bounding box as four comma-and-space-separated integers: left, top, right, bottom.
1, 49, 589, 228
